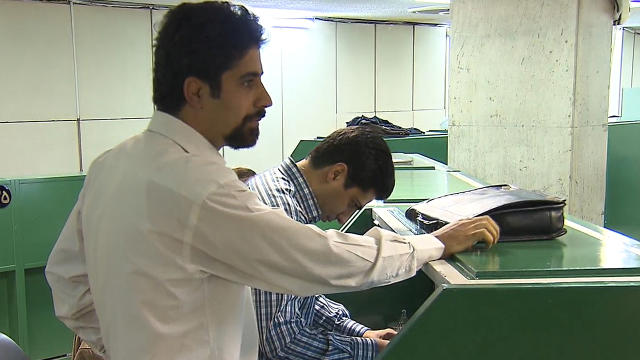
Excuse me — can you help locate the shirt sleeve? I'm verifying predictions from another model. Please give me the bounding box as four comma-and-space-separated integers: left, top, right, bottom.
44, 188, 106, 356
185, 178, 445, 296
311, 295, 370, 337
259, 321, 378, 360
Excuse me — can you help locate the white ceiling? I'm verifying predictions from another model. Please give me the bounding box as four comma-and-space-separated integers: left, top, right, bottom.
105, 0, 453, 24
102, 0, 640, 27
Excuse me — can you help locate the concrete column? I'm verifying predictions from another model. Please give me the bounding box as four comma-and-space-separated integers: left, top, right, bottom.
448, 0, 613, 224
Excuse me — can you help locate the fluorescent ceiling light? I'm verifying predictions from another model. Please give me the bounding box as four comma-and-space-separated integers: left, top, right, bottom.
252, 8, 315, 29
409, 5, 449, 15
415, 0, 451, 3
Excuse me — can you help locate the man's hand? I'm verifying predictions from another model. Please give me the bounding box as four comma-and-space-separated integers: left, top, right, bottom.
432, 216, 500, 258
363, 328, 397, 352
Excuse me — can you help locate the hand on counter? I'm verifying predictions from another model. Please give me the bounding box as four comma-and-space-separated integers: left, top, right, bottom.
432, 216, 500, 258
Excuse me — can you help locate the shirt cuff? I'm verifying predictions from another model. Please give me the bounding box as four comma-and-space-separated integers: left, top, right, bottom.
351, 336, 378, 360
338, 318, 370, 337
406, 233, 445, 265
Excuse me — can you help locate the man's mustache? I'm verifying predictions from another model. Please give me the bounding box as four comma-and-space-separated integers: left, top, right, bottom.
244, 110, 266, 123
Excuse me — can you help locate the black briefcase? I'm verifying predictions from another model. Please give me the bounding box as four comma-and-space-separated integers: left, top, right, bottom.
405, 185, 567, 241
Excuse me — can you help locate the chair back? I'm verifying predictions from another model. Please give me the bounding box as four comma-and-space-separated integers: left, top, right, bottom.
0, 332, 28, 360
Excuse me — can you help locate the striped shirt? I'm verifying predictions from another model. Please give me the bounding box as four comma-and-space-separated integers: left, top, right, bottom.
248, 157, 378, 360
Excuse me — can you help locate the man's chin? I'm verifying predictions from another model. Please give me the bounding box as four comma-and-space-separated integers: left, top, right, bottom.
225, 131, 259, 149
228, 138, 258, 150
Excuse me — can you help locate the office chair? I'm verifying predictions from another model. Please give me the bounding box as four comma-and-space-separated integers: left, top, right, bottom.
0, 332, 28, 360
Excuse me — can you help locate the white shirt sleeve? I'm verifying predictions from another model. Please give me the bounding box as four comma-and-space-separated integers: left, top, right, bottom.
44, 172, 444, 353
185, 178, 444, 296
45, 189, 106, 356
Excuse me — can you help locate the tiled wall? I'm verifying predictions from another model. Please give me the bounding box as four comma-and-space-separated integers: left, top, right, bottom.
0, 0, 448, 176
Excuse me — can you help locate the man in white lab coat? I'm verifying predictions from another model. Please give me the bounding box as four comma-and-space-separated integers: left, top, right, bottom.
45, 2, 499, 360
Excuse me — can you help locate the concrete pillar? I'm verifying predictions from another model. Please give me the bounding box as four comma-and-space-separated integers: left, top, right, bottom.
448, 0, 614, 224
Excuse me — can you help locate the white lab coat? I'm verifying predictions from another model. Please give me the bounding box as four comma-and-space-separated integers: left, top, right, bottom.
45, 111, 444, 360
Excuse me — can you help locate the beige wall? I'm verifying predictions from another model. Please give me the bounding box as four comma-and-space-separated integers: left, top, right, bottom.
0, 1, 448, 177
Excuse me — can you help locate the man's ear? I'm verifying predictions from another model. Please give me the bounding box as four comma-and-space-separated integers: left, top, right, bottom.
327, 163, 347, 183
183, 76, 207, 109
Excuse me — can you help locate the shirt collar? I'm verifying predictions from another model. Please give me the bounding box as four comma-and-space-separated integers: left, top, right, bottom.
147, 111, 223, 159
280, 157, 322, 223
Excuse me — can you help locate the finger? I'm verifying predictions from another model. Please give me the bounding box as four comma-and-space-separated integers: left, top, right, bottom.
483, 216, 500, 243
473, 216, 499, 244
472, 228, 494, 248
381, 330, 397, 340
471, 218, 499, 246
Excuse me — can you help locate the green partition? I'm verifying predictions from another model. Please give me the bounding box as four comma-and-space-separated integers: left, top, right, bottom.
384, 135, 447, 165
327, 272, 434, 331
380, 283, 640, 360
0, 175, 84, 359
0, 271, 19, 346
605, 121, 640, 240
0, 179, 19, 344
290, 135, 448, 164
25, 268, 73, 359
16, 176, 85, 268
0, 180, 14, 271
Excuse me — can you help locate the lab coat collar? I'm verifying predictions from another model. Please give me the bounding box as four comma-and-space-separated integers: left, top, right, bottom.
147, 110, 223, 159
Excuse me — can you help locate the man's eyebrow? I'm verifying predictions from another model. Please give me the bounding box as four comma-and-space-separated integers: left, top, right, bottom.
239, 71, 262, 80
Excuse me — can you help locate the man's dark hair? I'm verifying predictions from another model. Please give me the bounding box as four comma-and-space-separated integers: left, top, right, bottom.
308, 127, 395, 200
153, 1, 265, 115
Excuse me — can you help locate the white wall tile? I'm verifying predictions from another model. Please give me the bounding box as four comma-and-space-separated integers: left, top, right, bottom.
80, 118, 150, 171
633, 33, 640, 88
74, 5, 153, 119
621, 30, 634, 89
152, 9, 168, 39
375, 111, 414, 129
0, 121, 79, 178
413, 26, 446, 110
375, 25, 413, 112
337, 23, 375, 113
413, 109, 447, 130
0, 1, 77, 122
224, 36, 284, 173
281, 21, 337, 157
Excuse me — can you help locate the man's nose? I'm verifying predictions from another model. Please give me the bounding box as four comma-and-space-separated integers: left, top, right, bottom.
257, 81, 272, 109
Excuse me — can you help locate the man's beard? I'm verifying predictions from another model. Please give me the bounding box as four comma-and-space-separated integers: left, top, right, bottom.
224, 110, 265, 149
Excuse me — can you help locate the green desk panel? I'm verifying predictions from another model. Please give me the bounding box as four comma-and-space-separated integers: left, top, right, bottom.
0, 180, 14, 270
314, 220, 341, 231
290, 140, 319, 162
25, 267, 73, 360
380, 283, 640, 360
0, 272, 19, 343
605, 121, 640, 240
386, 170, 472, 203
384, 135, 447, 165
452, 218, 640, 279
290, 135, 448, 164
16, 176, 84, 267
327, 271, 434, 331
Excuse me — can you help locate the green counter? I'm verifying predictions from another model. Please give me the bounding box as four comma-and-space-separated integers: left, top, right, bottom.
329, 157, 640, 360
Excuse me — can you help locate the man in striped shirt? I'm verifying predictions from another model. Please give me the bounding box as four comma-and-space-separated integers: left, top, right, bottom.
247, 127, 398, 359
